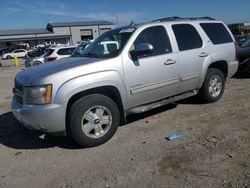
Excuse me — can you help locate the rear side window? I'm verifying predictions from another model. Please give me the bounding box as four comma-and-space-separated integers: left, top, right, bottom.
200, 23, 233, 45
172, 24, 203, 51
57, 47, 76, 55
134, 25, 172, 56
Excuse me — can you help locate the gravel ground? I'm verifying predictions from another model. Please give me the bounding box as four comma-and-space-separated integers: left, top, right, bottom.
0, 65, 249, 188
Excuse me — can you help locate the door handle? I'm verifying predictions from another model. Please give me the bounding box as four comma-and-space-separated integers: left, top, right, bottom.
164, 59, 176, 65
199, 52, 208, 57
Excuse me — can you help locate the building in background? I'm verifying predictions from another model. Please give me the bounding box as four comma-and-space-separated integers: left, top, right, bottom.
0, 21, 115, 48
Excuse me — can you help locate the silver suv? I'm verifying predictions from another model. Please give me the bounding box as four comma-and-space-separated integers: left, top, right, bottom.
12, 17, 238, 147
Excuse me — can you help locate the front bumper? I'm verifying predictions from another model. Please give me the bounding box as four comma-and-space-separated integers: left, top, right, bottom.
11, 96, 66, 133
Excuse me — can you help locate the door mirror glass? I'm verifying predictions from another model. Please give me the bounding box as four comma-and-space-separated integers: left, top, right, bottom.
130, 42, 154, 58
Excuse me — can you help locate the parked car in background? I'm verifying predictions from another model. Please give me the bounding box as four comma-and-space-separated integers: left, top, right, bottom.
0, 45, 27, 56
0, 47, 13, 56
238, 38, 250, 73
25, 52, 48, 67
77, 40, 94, 45
71, 41, 92, 57
34, 41, 57, 49
2, 49, 28, 59
16, 43, 30, 49
27, 48, 47, 58
44, 45, 76, 62
234, 35, 249, 46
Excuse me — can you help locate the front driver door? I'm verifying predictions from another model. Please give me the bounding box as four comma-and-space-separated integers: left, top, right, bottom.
122, 25, 180, 107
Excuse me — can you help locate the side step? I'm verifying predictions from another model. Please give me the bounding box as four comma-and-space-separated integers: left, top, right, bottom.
126, 90, 198, 114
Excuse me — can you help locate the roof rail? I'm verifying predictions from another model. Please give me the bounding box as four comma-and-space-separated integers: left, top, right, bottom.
152, 16, 181, 22
152, 16, 215, 22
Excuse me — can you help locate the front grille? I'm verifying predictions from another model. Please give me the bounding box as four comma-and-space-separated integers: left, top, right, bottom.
14, 80, 23, 105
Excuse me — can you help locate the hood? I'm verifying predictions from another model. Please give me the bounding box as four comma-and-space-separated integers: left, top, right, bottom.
16, 57, 103, 85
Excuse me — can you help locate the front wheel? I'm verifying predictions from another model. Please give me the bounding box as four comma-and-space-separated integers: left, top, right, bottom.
69, 94, 120, 147
6, 55, 12, 59
199, 68, 225, 103
33, 61, 42, 66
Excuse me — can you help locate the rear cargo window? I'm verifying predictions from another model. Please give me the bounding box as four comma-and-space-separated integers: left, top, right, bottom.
57, 47, 76, 55
172, 24, 203, 51
200, 23, 233, 45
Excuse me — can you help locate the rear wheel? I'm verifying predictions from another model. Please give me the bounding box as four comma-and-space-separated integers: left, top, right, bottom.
33, 61, 42, 66
6, 55, 12, 59
199, 68, 225, 103
69, 94, 120, 147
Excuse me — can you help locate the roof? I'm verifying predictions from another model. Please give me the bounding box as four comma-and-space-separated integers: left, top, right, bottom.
0, 28, 51, 36
47, 20, 114, 27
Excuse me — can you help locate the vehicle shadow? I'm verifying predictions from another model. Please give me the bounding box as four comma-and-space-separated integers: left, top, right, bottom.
233, 72, 250, 79
0, 112, 79, 150
125, 103, 177, 124
0, 104, 178, 150
174, 95, 206, 105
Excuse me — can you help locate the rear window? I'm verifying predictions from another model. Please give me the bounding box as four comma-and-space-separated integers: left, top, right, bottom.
57, 47, 76, 55
172, 24, 203, 51
200, 23, 233, 45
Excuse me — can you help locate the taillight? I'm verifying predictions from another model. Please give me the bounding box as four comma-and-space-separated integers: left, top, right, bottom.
234, 41, 239, 61
47, 57, 57, 61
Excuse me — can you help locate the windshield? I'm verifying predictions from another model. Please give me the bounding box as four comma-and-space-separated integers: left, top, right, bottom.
72, 27, 135, 58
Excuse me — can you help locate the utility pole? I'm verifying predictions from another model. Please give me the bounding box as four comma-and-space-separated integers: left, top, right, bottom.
116, 16, 119, 27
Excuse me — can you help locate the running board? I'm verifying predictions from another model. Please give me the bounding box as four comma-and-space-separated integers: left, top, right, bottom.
127, 90, 198, 114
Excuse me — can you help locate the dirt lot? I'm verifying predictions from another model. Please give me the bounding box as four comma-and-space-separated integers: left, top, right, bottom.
0, 64, 249, 188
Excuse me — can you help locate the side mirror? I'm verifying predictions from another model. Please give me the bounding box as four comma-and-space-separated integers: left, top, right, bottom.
130, 42, 154, 59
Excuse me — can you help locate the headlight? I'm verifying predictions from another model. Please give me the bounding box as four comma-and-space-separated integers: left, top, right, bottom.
23, 84, 52, 105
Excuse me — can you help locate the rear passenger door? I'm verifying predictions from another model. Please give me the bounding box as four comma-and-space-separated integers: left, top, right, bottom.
172, 24, 209, 93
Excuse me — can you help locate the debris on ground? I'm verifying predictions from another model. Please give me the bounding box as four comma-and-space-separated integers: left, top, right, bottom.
165, 132, 185, 141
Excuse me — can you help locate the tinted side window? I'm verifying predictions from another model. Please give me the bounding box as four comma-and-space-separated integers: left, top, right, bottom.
172, 24, 203, 51
46, 49, 54, 56
57, 48, 76, 55
200, 23, 233, 45
134, 26, 172, 56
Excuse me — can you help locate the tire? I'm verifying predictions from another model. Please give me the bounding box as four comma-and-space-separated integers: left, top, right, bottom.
199, 68, 225, 103
69, 94, 120, 147
33, 61, 42, 66
6, 55, 12, 59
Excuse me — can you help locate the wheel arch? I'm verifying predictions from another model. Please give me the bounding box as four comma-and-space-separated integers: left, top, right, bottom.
65, 86, 126, 135
199, 60, 228, 88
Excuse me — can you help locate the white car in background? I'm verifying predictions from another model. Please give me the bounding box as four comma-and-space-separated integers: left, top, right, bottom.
2, 49, 28, 59
34, 41, 57, 49
44, 45, 76, 62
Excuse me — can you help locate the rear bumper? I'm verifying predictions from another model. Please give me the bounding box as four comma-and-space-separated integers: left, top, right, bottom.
11, 96, 66, 133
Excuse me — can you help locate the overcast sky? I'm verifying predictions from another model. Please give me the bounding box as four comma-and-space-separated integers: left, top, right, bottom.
0, 0, 250, 29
